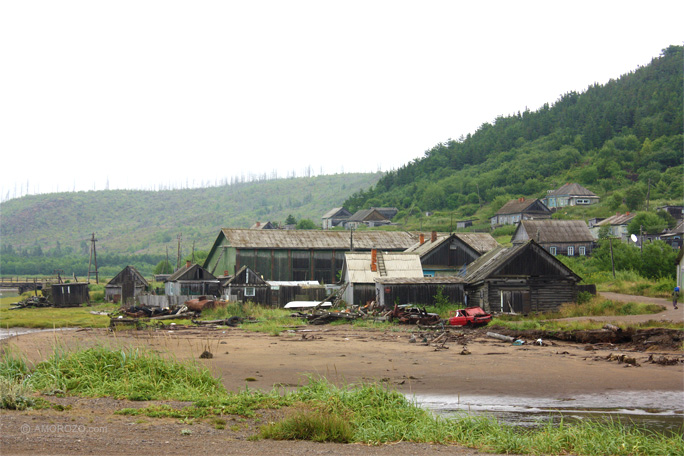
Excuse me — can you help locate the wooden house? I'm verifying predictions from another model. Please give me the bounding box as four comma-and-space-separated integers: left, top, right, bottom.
249, 221, 276, 230
490, 198, 551, 227
345, 209, 391, 229
105, 265, 148, 303
512, 220, 594, 256
591, 213, 636, 240
370, 207, 399, 220
405, 231, 499, 276
165, 261, 220, 297
51, 282, 90, 307
221, 266, 271, 305
342, 251, 423, 305
542, 183, 599, 208
321, 207, 352, 229
203, 229, 417, 284
660, 219, 684, 250
464, 240, 581, 314
375, 276, 465, 308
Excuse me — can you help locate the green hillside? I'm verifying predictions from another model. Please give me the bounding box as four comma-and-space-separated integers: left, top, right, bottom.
344, 45, 683, 226
0, 173, 381, 276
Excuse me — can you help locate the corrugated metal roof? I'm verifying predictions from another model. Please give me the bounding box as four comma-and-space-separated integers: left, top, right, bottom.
596, 213, 636, 226
220, 228, 416, 250
375, 276, 465, 284
345, 252, 423, 283
518, 220, 594, 243
547, 183, 598, 197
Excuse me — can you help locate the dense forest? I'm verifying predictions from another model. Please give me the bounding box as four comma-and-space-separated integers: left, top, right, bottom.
0, 173, 381, 276
344, 45, 683, 217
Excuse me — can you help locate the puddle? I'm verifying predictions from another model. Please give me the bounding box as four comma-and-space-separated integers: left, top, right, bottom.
412, 391, 684, 435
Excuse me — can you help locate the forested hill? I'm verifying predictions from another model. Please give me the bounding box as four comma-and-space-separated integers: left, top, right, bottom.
344, 45, 683, 216
0, 173, 381, 276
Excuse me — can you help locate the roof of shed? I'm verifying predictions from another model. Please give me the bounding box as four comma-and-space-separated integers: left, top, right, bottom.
405, 233, 499, 256
464, 240, 580, 284
596, 213, 637, 226
547, 183, 598, 197
345, 252, 423, 283
516, 220, 594, 243
218, 228, 416, 250
495, 198, 547, 215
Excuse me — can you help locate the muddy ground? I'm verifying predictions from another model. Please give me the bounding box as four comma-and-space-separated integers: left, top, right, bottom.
1, 296, 683, 455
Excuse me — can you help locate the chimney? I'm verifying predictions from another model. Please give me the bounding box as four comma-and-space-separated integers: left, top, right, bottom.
519, 197, 525, 203
224, 270, 229, 276
256, 221, 260, 227
431, 231, 437, 243
186, 260, 191, 268
370, 249, 377, 272
419, 233, 425, 245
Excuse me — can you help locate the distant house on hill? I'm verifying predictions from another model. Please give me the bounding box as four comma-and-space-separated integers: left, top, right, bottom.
105, 265, 148, 303
321, 207, 352, 229
370, 207, 399, 220
512, 220, 594, 256
404, 232, 499, 276
591, 213, 637, 240
542, 183, 599, 208
250, 221, 276, 230
490, 198, 551, 227
345, 208, 391, 229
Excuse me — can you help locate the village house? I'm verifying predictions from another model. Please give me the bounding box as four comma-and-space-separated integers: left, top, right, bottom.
405, 231, 499, 276
542, 183, 600, 208
370, 207, 399, 220
345, 208, 392, 229
374, 276, 465, 309
105, 265, 148, 303
660, 219, 684, 250
464, 240, 581, 314
591, 213, 636, 240
165, 261, 220, 297
490, 198, 551, 227
321, 207, 352, 229
512, 220, 594, 256
249, 221, 276, 230
341, 250, 423, 305
203, 229, 417, 284
221, 265, 271, 305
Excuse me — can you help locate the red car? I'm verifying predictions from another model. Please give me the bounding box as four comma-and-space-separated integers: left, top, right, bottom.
447, 306, 492, 327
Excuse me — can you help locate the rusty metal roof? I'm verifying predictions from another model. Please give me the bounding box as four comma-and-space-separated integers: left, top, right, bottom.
516, 220, 594, 243
220, 228, 416, 250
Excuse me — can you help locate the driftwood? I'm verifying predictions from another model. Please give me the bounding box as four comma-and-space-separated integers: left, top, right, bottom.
487, 332, 516, 342
150, 312, 195, 320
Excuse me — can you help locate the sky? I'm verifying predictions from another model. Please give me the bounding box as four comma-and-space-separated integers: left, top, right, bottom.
1, 1, 682, 200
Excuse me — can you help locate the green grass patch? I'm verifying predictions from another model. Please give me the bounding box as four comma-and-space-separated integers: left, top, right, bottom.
0, 295, 117, 329
200, 301, 304, 336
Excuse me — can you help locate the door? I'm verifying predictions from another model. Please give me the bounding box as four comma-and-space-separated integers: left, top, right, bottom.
501, 290, 531, 314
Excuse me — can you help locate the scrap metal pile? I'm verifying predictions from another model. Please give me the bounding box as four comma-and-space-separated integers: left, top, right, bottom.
9, 296, 52, 309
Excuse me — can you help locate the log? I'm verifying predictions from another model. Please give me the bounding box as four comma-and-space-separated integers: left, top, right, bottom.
150, 312, 195, 320
487, 332, 515, 342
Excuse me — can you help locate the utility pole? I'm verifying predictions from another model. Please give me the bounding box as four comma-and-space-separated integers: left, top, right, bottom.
176, 233, 182, 270
191, 240, 196, 264
87, 233, 99, 284
640, 225, 644, 257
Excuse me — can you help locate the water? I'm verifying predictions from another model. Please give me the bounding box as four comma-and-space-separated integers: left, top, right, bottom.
412, 391, 684, 435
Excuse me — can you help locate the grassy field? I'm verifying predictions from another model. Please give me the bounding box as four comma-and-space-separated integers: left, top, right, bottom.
0, 294, 117, 329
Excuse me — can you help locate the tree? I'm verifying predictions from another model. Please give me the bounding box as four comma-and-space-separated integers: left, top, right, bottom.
285, 214, 297, 225
296, 219, 317, 230
624, 185, 646, 211
627, 212, 667, 236
154, 259, 173, 275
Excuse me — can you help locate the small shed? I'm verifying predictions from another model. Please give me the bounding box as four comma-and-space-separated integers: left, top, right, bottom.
375, 276, 465, 308
464, 240, 581, 314
51, 282, 90, 307
222, 266, 270, 304
105, 266, 148, 303
165, 261, 220, 297
342, 251, 423, 305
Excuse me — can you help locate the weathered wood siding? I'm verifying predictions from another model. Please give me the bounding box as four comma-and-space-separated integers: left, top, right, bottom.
376, 283, 464, 308
51, 283, 90, 307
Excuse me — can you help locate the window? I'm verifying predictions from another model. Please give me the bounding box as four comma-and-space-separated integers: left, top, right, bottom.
567, 246, 574, 256
244, 287, 255, 297
579, 246, 586, 256
577, 199, 590, 205
549, 247, 557, 255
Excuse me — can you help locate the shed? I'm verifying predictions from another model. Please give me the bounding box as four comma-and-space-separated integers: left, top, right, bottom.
165, 261, 220, 297
491, 198, 551, 227
512, 220, 594, 257
203, 229, 417, 284
105, 266, 149, 303
464, 240, 581, 314
375, 276, 465, 308
51, 282, 90, 307
222, 266, 270, 305
405, 232, 499, 275
342, 251, 423, 305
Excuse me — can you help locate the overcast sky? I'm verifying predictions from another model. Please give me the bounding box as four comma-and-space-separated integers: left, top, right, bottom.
1, 1, 682, 200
